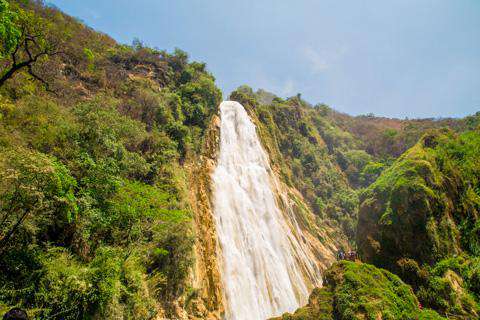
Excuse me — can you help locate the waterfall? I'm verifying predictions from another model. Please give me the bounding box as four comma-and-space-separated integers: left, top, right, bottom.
212, 101, 321, 320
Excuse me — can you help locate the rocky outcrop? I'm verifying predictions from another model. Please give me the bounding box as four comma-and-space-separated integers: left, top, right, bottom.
356, 130, 480, 318
184, 115, 224, 319
245, 102, 349, 272
357, 131, 479, 272
185, 103, 348, 319
271, 261, 445, 320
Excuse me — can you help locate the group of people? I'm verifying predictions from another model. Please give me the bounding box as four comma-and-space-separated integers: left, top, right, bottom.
337, 249, 357, 261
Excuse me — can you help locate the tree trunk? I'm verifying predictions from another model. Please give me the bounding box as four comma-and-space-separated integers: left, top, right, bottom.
0, 60, 31, 87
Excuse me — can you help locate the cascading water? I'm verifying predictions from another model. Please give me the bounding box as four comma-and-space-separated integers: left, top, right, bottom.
212, 101, 321, 320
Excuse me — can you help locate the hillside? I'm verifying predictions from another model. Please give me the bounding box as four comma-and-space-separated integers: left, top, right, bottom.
1, 1, 479, 319
0, 0, 222, 318
275, 129, 480, 319
230, 87, 480, 319
228, 86, 480, 319
357, 129, 480, 318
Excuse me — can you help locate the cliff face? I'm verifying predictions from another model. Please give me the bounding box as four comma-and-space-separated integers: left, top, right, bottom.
185, 100, 345, 319
185, 115, 223, 319
251, 100, 480, 319
266, 128, 480, 320
245, 104, 346, 271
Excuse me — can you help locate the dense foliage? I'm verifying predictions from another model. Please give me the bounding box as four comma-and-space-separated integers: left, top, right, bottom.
1, 1, 480, 319
327, 107, 480, 162
272, 261, 444, 320
357, 129, 480, 318
0, 0, 21, 59
229, 87, 480, 319
0, 0, 221, 318
230, 86, 361, 239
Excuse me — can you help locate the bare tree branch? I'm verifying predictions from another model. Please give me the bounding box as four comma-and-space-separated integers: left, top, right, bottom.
0, 19, 61, 92
0, 209, 30, 255
27, 64, 57, 95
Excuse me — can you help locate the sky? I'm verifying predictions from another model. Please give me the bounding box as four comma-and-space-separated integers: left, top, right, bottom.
47, 0, 480, 119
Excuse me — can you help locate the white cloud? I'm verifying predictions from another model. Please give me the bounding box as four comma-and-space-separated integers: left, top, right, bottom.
247, 66, 297, 98
302, 46, 329, 74
86, 8, 101, 20
281, 79, 295, 96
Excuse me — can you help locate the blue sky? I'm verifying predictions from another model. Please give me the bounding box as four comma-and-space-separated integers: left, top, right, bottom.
48, 0, 480, 118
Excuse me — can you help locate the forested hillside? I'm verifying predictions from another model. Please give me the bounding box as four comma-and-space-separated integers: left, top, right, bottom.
1, 1, 479, 319
0, 0, 221, 318
230, 86, 478, 240
278, 129, 480, 319
357, 129, 480, 318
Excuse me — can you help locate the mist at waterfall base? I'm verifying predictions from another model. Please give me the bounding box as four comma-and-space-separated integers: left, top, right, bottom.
212, 101, 321, 320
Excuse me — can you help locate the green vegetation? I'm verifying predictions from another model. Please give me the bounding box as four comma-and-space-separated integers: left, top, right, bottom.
0, 0, 65, 89
272, 261, 444, 320
326, 107, 480, 162
227, 86, 475, 243
415, 255, 480, 318
0, 0, 21, 59
230, 86, 360, 239
0, 1, 220, 318
230, 87, 480, 319
228, 87, 479, 319
357, 129, 480, 318
1, 1, 480, 319
358, 130, 480, 267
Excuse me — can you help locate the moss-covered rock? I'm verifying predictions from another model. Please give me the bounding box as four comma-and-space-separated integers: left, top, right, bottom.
416, 255, 480, 318
356, 129, 480, 317
270, 288, 334, 320
357, 130, 480, 270
272, 261, 444, 320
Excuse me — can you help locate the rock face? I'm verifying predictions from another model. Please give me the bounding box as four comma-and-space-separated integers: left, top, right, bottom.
190, 101, 346, 320
271, 261, 444, 320
242, 97, 349, 269
355, 129, 480, 318
186, 101, 347, 320
357, 130, 480, 272
185, 114, 224, 319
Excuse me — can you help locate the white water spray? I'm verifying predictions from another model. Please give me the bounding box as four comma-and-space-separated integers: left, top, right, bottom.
212, 101, 321, 320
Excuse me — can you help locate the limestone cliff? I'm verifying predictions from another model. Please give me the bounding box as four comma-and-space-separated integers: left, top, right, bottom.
185, 114, 224, 319
185, 99, 349, 319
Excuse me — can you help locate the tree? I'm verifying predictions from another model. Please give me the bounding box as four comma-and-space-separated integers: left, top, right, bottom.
0, 148, 77, 254
0, 0, 21, 59
0, 2, 63, 90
